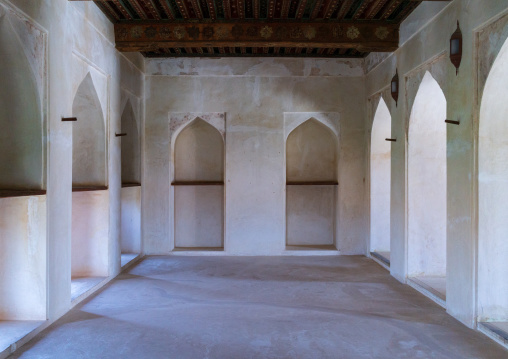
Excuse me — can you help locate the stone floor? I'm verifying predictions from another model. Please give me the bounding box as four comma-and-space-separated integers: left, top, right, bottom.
9, 256, 508, 358
70, 277, 106, 301
411, 275, 447, 301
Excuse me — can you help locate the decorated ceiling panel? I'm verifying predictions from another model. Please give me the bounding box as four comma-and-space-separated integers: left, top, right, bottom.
89, 0, 431, 58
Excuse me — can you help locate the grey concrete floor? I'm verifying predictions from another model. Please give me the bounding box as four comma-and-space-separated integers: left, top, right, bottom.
9, 256, 508, 359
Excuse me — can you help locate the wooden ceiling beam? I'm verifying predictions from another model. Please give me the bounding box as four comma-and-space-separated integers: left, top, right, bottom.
114, 21, 399, 52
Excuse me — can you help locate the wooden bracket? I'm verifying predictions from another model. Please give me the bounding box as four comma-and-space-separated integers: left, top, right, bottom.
62, 117, 77, 122
385, 138, 397, 142
115, 133, 127, 137
445, 119, 460, 125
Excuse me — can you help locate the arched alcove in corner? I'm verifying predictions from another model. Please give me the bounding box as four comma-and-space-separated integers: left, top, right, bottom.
173, 118, 224, 249
286, 119, 338, 249
70, 73, 109, 301
370, 98, 391, 266
478, 37, 508, 327
0, 13, 47, 323
120, 100, 141, 266
407, 71, 447, 303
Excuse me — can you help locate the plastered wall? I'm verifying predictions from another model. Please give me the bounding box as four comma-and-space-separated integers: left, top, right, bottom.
0, 0, 143, 325
0, 196, 46, 320
365, 0, 508, 327
71, 191, 109, 277
144, 59, 367, 255
120, 186, 141, 254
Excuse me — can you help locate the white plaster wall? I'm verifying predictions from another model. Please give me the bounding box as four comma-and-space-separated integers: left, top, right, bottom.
365, 0, 508, 326
0, 196, 46, 320
407, 72, 447, 277
120, 186, 141, 254
174, 186, 224, 248
370, 99, 391, 253
144, 59, 366, 255
286, 185, 335, 246
1, 0, 144, 321
71, 190, 109, 277
478, 36, 508, 322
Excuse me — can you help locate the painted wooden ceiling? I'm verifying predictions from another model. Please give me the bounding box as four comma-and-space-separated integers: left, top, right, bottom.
92, 0, 429, 58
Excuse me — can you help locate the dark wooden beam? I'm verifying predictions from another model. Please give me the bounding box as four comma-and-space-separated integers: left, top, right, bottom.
114, 21, 399, 52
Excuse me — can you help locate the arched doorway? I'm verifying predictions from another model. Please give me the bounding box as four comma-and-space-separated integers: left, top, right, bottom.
407, 71, 447, 304
478, 37, 508, 328
370, 98, 391, 266
286, 119, 338, 249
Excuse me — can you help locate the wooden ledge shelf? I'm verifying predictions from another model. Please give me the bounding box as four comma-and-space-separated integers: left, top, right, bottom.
171, 182, 224, 186
0, 189, 47, 198
72, 186, 108, 192
286, 182, 338, 186
122, 183, 141, 188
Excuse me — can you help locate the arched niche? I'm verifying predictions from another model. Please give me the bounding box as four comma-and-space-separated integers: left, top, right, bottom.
173, 117, 224, 249
478, 36, 508, 323
72, 73, 106, 188
370, 98, 391, 256
0, 13, 43, 190
121, 100, 140, 185
286, 118, 338, 183
286, 118, 338, 247
407, 72, 447, 291
174, 118, 224, 182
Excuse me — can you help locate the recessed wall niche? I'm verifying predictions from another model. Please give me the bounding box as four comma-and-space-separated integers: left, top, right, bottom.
284, 112, 340, 250
71, 68, 109, 300
0, 2, 47, 325
170, 113, 225, 250
120, 98, 142, 266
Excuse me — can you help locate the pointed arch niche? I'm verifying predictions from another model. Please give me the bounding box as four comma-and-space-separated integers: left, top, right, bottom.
120, 99, 141, 267
478, 35, 508, 331
170, 113, 225, 250
407, 71, 447, 304
0, 2, 47, 332
71, 71, 109, 300
284, 113, 339, 250
370, 98, 391, 265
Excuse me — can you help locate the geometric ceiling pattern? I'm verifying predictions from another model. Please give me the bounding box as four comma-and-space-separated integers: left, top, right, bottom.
91, 0, 430, 58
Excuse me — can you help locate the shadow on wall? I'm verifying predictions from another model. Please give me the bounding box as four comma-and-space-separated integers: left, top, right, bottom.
120, 99, 142, 255
121, 100, 140, 185
0, 10, 43, 190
